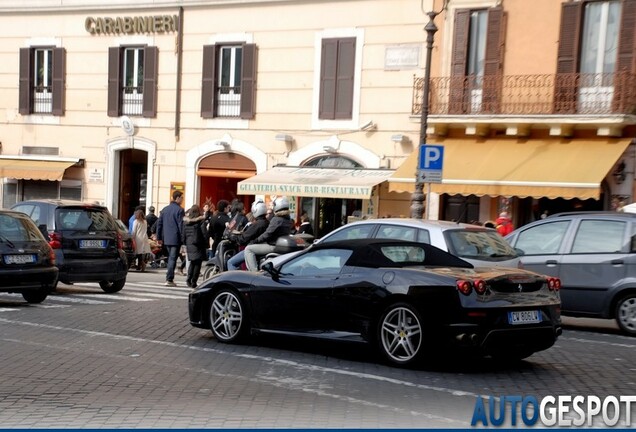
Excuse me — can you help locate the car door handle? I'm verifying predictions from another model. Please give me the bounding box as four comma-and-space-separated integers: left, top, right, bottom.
611, 259, 624, 266
545, 260, 558, 266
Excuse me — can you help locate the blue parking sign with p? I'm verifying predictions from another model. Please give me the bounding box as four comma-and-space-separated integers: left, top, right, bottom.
418, 145, 444, 170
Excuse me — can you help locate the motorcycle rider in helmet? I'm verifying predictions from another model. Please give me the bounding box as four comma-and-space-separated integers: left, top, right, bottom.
243, 196, 292, 271
226, 200, 270, 271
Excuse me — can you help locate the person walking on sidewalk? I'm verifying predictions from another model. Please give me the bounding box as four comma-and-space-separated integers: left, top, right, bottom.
132, 208, 151, 271
156, 190, 185, 286
181, 204, 209, 288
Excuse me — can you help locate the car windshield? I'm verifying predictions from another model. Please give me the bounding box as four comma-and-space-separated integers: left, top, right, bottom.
56, 208, 116, 231
445, 229, 518, 259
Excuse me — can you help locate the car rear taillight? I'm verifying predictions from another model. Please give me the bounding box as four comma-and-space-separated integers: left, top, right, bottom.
117, 232, 124, 250
47, 245, 56, 265
456, 280, 473, 295
473, 279, 487, 295
547, 277, 561, 291
49, 231, 62, 249
457, 279, 489, 295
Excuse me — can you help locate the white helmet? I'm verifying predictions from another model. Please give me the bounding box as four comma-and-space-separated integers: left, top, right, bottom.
273, 196, 289, 212
252, 201, 267, 218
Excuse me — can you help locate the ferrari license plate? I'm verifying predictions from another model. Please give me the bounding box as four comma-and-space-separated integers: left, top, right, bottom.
508, 310, 541, 325
79, 239, 106, 249
3, 254, 36, 264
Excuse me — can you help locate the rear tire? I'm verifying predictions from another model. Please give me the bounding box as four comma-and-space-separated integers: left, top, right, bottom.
615, 293, 636, 336
377, 302, 424, 367
99, 278, 126, 293
209, 289, 248, 343
22, 290, 48, 304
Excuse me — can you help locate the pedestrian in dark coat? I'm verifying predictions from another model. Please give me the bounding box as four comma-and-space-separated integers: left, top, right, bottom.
181, 204, 208, 288
156, 190, 185, 286
208, 199, 231, 256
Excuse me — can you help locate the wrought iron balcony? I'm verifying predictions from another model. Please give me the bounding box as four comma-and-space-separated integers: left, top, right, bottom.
412, 72, 636, 117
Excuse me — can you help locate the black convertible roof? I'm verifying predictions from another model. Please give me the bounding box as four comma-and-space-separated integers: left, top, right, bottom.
310, 238, 473, 269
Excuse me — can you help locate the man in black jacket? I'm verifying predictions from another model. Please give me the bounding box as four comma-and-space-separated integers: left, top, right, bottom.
207, 199, 231, 257
226, 200, 270, 270
244, 196, 292, 271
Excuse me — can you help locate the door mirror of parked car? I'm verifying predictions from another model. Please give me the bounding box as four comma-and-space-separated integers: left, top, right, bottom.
514, 247, 525, 256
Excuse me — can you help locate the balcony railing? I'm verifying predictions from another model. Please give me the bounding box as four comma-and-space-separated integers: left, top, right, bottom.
412, 72, 636, 116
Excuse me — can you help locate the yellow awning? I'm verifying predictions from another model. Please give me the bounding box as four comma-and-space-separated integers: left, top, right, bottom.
237, 166, 394, 199
0, 157, 80, 181
388, 138, 631, 200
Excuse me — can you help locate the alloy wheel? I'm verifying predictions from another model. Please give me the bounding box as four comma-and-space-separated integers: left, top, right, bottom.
210, 290, 243, 342
379, 305, 423, 365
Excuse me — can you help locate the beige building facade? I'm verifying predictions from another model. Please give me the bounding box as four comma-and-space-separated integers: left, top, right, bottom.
1, 0, 635, 234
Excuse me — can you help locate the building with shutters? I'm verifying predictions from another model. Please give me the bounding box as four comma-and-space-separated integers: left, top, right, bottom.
389, 0, 636, 225
1, 0, 636, 235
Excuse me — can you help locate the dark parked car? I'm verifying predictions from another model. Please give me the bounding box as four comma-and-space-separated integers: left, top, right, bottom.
115, 219, 137, 269
505, 211, 636, 335
11, 199, 128, 293
0, 209, 58, 303
189, 239, 562, 367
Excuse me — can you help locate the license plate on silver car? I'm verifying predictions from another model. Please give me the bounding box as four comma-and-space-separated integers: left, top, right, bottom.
3, 254, 36, 264
79, 239, 106, 249
508, 310, 541, 325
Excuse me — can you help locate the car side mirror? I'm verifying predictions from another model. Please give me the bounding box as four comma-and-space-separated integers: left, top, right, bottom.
261, 261, 279, 279
514, 247, 525, 256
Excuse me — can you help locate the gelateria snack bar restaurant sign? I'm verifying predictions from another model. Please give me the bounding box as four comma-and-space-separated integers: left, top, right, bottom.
85, 15, 179, 35
237, 166, 394, 199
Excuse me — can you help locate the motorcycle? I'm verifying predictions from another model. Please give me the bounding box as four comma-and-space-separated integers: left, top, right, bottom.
202, 237, 239, 280
202, 233, 313, 280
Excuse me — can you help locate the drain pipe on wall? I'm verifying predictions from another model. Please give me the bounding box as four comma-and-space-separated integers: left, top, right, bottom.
174, 6, 184, 142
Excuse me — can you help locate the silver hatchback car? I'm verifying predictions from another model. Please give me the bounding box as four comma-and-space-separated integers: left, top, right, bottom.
505, 211, 636, 335
315, 218, 521, 268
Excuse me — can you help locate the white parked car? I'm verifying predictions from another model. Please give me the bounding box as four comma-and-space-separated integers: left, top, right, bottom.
313, 218, 521, 268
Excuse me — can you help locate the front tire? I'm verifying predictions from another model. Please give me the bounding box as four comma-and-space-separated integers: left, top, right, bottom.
377, 302, 424, 367
203, 265, 221, 280
209, 289, 248, 343
615, 293, 636, 336
100, 278, 126, 293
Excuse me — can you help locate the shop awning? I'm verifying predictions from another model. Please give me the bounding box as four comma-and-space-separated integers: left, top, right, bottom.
237, 166, 394, 199
0, 156, 81, 181
388, 138, 631, 200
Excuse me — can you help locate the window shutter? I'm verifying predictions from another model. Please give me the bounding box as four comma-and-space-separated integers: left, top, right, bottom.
484, 7, 504, 76
142, 46, 158, 118
19, 48, 32, 115
335, 38, 355, 120
52, 47, 65, 116
613, 0, 636, 112
201, 44, 216, 119
240, 43, 257, 119
319, 38, 338, 119
617, 0, 636, 72
554, 2, 582, 113
449, 9, 470, 114
483, 7, 505, 113
107, 47, 121, 117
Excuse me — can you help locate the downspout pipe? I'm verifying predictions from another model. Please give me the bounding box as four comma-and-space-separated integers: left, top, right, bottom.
175, 6, 184, 141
